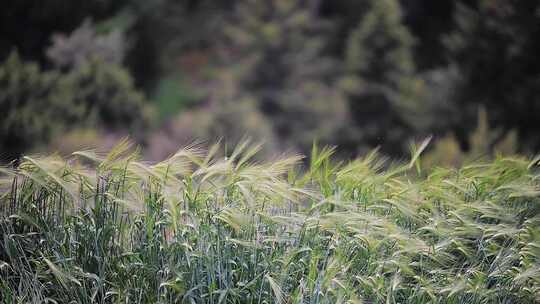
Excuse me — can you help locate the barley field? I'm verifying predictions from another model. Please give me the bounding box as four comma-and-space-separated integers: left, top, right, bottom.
1, 139, 539, 303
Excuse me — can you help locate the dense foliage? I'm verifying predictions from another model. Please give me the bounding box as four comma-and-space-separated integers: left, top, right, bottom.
443, 0, 540, 151
341, 0, 421, 155
1, 140, 539, 303
0, 52, 61, 159
216, 0, 346, 153
3, 0, 540, 159
0, 52, 149, 159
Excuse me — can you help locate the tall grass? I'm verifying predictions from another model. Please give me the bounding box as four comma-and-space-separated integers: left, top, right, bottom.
1, 139, 539, 303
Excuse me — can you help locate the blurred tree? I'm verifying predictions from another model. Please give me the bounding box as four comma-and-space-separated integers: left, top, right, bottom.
320, 0, 455, 70
0, 51, 150, 159
46, 20, 126, 69
120, 0, 234, 91
0, 0, 223, 94
54, 59, 151, 132
445, 0, 540, 152
217, 0, 348, 154
0, 0, 128, 65
342, 0, 423, 156
0, 52, 61, 159
399, 0, 455, 70
319, 0, 371, 57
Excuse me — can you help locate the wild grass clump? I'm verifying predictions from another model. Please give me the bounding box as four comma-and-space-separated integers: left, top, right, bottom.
1, 139, 539, 303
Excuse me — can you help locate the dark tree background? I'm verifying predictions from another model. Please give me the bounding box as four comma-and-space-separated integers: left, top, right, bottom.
1, 0, 540, 160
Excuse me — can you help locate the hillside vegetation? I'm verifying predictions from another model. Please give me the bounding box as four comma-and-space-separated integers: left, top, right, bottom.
1, 139, 539, 303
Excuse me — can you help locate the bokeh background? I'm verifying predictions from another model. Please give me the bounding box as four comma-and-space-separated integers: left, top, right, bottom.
1, 0, 539, 164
